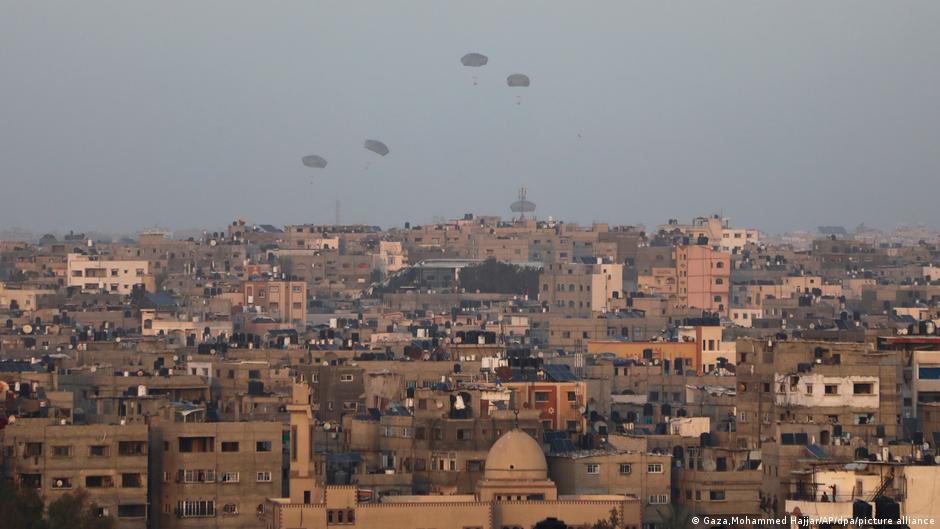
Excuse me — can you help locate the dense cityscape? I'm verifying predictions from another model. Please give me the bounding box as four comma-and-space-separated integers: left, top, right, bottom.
2, 212, 940, 529
4, 1, 940, 528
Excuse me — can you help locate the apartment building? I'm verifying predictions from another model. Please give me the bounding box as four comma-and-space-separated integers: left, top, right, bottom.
243, 279, 307, 326
538, 261, 623, 315
735, 339, 903, 514
547, 450, 672, 525
2, 419, 149, 529
674, 245, 730, 315
66, 253, 153, 295
150, 418, 284, 529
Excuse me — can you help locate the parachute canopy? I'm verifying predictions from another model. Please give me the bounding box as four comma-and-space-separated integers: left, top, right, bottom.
460, 53, 488, 67
364, 140, 389, 156
302, 155, 328, 169
507, 73, 530, 87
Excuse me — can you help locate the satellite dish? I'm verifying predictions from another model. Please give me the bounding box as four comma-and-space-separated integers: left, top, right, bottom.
323, 422, 332, 431
22, 324, 33, 335
701, 459, 717, 472
578, 406, 587, 414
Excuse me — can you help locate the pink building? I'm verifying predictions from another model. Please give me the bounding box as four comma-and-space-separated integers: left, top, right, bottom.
676, 245, 730, 314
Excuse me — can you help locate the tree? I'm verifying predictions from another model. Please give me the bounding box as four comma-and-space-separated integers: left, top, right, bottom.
46, 490, 114, 529
0, 480, 46, 529
590, 508, 622, 529
656, 504, 693, 529
458, 258, 539, 298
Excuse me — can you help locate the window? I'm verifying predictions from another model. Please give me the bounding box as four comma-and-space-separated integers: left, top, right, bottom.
178, 436, 214, 453
709, 490, 726, 501
853, 383, 874, 395
24, 443, 43, 457
20, 474, 42, 488
456, 429, 473, 441
647, 463, 663, 473
221, 442, 239, 452
825, 384, 839, 395
567, 391, 577, 402
586, 464, 599, 474
51, 477, 72, 489
805, 384, 813, 395
327, 509, 356, 525
220, 472, 240, 483
256, 441, 273, 452
649, 494, 668, 504
52, 445, 72, 457
89, 445, 108, 457
339, 374, 354, 383
256, 471, 272, 482
181, 469, 215, 483
534, 391, 550, 403
619, 463, 632, 475
118, 441, 146, 456
177, 500, 215, 518
118, 504, 146, 518
122, 473, 143, 487
222, 503, 238, 515
85, 475, 114, 488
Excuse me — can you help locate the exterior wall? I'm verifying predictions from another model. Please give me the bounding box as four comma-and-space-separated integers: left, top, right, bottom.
676, 245, 730, 315
1, 419, 149, 529
243, 280, 307, 326
729, 308, 763, 328
913, 350, 940, 416
269, 494, 639, 529
719, 228, 758, 253
676, 447, 762, 517
0, 283, 55, 311
504, 381, 586, 432
548, 452, 670, 523
66, 253, 153, 294
772, 374, 879, 409
151, 419, 284, 529
735, 339, 902, 515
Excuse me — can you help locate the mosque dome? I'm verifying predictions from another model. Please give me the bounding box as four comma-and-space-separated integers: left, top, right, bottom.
483, 429, 548, 481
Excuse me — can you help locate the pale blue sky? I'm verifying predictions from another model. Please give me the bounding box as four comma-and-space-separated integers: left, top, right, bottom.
2, 1, 939, 233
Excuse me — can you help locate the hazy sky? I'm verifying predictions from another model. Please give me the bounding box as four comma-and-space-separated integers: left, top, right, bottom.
2, 2, 939, 234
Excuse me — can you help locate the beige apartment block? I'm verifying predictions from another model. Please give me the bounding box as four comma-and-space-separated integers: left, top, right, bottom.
151, 418, 284, 529
67, 252, 153, 294
2, 419, 149, 529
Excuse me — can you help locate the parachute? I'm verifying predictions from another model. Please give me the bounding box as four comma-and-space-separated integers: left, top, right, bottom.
506, 73, 530, 87
363, 140, 389, 156
460, 53, 488, 67
301, 155, 328, 169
